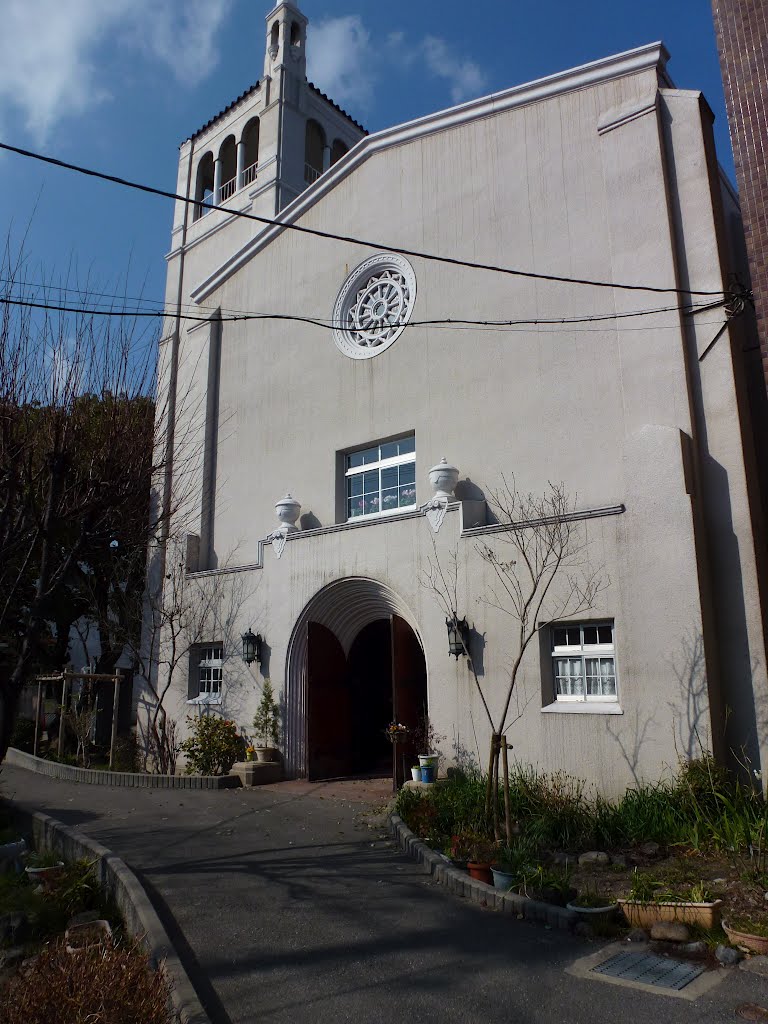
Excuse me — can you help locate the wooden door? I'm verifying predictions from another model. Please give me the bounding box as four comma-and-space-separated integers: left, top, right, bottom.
391, 615, 428, 787
307, 622, 352, 780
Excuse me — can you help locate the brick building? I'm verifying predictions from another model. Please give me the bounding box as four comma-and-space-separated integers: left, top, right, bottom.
712, 0, 768, 386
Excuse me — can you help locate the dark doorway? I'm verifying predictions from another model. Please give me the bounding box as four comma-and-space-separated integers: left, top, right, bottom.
306, 615, 427, 782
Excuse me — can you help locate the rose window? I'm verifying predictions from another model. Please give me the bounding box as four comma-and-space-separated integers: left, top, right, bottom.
333, 254, 417, 359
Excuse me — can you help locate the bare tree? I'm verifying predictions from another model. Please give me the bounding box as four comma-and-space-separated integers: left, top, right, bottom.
422, 475, 605, 840
0, 240, 200, 763
130, 536, 256, 774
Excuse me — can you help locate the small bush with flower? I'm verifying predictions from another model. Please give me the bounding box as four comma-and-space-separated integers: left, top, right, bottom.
180, 714, 245, 776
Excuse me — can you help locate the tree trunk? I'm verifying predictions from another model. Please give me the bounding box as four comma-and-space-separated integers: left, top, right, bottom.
0, 686, 20, 766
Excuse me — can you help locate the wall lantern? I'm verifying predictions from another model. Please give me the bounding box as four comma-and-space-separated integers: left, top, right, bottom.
241, 629, 263, 666
446, 617, 470, 659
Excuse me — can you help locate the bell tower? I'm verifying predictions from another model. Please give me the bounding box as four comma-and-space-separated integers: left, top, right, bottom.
264, 1, 308, 81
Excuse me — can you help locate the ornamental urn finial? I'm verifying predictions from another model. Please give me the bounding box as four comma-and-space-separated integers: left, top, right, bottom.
428, 457, 459, 500
275, 493, 301, 533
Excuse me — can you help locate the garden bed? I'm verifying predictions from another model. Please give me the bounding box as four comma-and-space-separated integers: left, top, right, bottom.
0, 813, 177, 1023
394, 757, 768, 945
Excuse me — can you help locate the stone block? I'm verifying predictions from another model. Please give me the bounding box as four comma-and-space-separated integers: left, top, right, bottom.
650, 921, 690, 942
229, 761, 282, 787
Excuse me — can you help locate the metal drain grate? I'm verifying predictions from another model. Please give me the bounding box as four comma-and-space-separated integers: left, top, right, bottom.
591, 951, 705, 991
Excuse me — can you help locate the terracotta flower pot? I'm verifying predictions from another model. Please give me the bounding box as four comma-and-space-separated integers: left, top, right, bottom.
467, 861, 493, 885
723, 920, 768, 955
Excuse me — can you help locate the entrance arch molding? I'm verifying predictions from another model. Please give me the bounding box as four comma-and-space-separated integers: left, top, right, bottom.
284, 576, 424, 777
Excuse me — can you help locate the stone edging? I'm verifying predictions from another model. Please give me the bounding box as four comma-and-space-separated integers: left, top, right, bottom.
389, 813, 577, 931
6, 747, 239, 789
11, 807, 210, 1024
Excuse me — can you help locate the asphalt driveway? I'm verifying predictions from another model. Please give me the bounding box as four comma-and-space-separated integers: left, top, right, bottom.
2, 764, 767, 1024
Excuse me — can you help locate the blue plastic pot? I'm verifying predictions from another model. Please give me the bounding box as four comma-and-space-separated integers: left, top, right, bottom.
420, 764, 436, 783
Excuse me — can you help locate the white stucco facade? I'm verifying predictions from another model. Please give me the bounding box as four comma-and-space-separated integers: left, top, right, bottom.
142, 1, 768, 795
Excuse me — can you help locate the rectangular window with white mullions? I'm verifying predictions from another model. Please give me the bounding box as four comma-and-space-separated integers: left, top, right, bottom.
552, 622, 617, 702
345, 435, 416, 520
194, 643, 223, 701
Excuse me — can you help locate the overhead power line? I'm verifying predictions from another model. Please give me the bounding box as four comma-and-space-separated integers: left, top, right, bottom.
0, 140, 727, 299
0, 292, 728, 333
0, 275, 725, 326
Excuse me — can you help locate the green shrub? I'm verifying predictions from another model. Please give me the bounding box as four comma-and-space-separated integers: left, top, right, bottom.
397, 753, 768, 863
180, 715, 244, 776
252, 680, 280, 747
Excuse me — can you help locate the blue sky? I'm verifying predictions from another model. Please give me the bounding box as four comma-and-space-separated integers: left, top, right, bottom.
0, 0, 731, 313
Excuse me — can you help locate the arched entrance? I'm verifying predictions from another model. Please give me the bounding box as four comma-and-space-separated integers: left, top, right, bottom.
284, 578, 428, 783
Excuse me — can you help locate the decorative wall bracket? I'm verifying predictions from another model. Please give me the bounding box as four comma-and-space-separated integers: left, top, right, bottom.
269, 493, 301, 559
424, 496, 449, 534
424, 457, 459, 533
267, 529, 288, 559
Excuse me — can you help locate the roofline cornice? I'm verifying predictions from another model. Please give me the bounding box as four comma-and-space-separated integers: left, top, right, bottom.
191, 41, 669, 303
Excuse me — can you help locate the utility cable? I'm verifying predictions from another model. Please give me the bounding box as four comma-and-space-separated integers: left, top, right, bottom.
0, 293, 729, 332
0, 140, 728, 299
0, 275, 724, 326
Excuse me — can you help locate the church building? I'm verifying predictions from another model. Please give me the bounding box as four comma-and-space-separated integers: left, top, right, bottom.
146, 0, 768, 794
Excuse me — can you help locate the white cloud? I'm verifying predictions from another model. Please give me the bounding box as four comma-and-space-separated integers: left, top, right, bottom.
422, 36, 488, 105
0, 0, 230, 142
308, 16, 375, 109
308, 17, 488, 118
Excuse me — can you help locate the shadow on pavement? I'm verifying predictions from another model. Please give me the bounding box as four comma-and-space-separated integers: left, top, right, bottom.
136, 868, 235, 1024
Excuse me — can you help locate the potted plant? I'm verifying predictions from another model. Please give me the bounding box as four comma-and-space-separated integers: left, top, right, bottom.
252, 680, 280, 762
520, 864, 576, 907
411, 765, 421, 782
245, 745, 256, 762
617, 872, 723, 929
723, 914, 768, 955
418, 754, 438, 783
25, 850, 65, 891
490, 840, 536, 892
466, 834, 497, 885
567, 886, 617, 922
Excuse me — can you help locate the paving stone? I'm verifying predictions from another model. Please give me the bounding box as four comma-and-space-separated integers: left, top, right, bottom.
741, 956, 768, 978
578, 851, 610, 867
650, 921, 690, 942
639, 841, 661, 858
716, 943, 744, 965
680, 941, 707, 955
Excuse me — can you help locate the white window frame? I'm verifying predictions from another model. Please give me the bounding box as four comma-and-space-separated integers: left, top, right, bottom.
188, 643, 223, 705
344, 436, 416, 522
552, 621, 618, 703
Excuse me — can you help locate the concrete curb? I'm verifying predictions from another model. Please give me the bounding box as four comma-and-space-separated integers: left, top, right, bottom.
6, 747, 239, 790
11, 807, 210, 1024
389, 813, 577, 932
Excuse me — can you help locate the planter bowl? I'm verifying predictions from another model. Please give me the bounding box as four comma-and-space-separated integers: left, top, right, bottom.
25, 862, 65, 892
723, 920, 768, 955
566, 901, 617, 921
490, 866, 518, 891
255, 747, 280, 763
418, 755, 438, 768
617, 899, 722, 930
